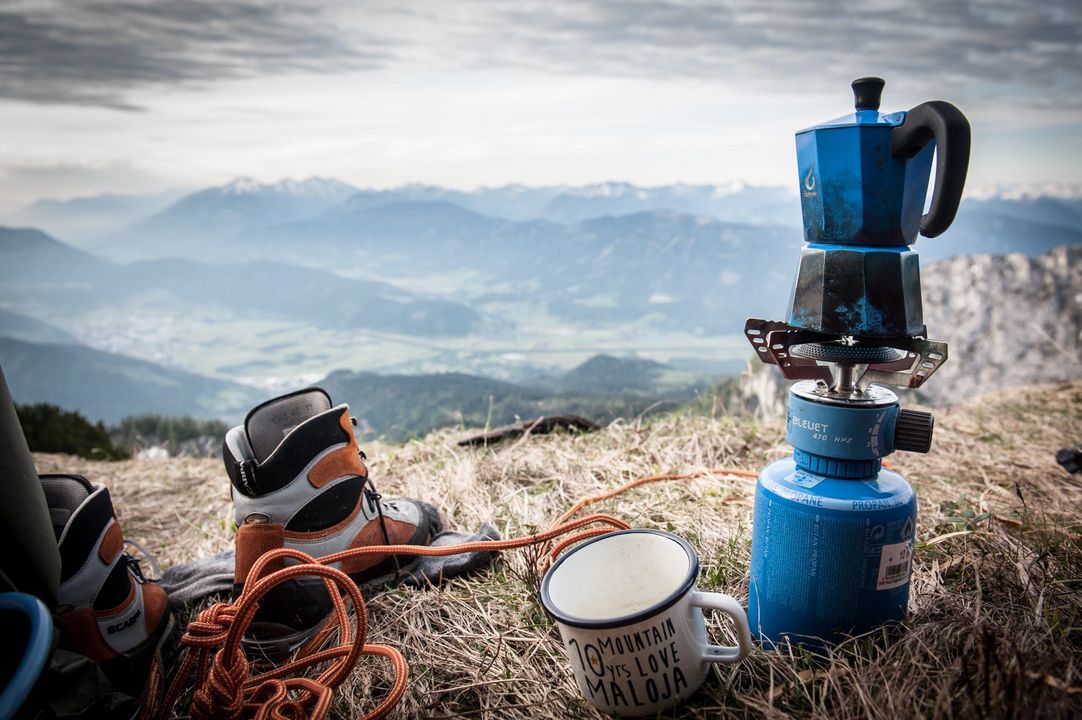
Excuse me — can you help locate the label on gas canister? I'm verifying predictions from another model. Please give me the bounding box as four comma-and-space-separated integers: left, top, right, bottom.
786, 473, 825, 490
876, 539, 913, 590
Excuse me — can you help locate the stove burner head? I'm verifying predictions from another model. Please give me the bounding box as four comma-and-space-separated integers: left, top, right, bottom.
791, 342, 904, 365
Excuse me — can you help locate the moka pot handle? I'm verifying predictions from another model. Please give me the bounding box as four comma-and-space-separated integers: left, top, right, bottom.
890, 100, 971, 238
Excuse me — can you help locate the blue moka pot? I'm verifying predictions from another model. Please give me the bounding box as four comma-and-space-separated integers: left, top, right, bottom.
789, 77, 970, 339
743, 77, 970, 651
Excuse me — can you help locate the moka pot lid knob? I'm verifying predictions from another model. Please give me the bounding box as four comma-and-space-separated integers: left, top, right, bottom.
852, 77, 885, 111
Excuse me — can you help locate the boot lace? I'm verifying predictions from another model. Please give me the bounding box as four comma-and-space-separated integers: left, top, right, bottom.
359, 450, 399, 573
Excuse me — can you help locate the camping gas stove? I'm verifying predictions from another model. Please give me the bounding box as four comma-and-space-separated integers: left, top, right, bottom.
743, 321, 944, 647
744, 77, 969, 649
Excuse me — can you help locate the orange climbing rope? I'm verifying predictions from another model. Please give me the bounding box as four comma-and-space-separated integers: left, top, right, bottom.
155, 467, 756, 720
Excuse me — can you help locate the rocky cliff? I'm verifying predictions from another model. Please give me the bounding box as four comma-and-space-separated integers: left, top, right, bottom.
917, 243, 1081, 405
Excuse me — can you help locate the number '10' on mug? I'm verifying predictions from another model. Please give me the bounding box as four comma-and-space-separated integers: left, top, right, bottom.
541, 529, 754, 716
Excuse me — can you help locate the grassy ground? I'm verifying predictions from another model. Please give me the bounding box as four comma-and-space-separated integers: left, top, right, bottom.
34, 380, 1082, 719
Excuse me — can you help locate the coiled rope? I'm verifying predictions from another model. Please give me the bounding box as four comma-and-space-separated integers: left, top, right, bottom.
154, 467, 758, 719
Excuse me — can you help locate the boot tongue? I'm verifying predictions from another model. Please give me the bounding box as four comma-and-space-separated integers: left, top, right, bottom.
245, 388, 333, 462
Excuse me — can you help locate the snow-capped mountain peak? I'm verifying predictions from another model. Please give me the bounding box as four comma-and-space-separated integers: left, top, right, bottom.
217, 177, 357, 199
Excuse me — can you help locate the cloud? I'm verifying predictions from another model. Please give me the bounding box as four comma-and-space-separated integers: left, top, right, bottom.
0, 0, 393, 109
2, 0, 1078, 111
447, 0, 1082, 107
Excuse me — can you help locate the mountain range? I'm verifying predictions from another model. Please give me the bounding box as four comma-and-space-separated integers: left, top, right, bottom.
10, 178, 1080, 264
13, 178, 1078, 346
5, 189, 185, 244
322, 352, 702, 441
0, 308, 77, 345
0, 228, 480, 338
0, 336, 258, 424
1, 178, 1079, 440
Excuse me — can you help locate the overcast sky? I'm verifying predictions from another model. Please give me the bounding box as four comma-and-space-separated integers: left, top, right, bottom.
1, 0, 1079, 212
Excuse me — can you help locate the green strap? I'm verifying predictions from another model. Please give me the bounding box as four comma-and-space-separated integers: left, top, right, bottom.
0, 365, 60, 605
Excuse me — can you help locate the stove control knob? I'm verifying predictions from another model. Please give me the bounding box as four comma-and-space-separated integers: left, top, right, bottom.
895, 409, 934, 454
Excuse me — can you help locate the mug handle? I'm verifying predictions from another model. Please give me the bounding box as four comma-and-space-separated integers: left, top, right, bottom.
689, 591, 754, 663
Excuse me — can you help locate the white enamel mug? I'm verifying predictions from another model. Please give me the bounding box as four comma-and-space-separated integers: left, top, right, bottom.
541, 529, 754, 717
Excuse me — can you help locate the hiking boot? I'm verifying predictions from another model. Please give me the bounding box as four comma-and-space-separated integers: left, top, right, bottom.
40, 473, 172, 701
223, 387, 441, 653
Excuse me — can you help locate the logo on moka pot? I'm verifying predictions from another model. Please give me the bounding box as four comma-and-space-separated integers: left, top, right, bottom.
803, 166, 817, 197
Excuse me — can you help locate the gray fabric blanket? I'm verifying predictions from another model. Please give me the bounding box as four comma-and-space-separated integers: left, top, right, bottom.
161, 524, 502, 608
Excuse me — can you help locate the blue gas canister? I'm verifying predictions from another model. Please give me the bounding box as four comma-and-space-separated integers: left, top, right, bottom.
748, 382, 927, 648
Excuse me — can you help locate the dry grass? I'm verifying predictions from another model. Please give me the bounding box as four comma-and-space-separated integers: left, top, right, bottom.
34, 380, 1082, 719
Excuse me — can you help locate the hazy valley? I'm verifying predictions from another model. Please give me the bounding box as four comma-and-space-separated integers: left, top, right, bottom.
2, 178, 1080, 443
